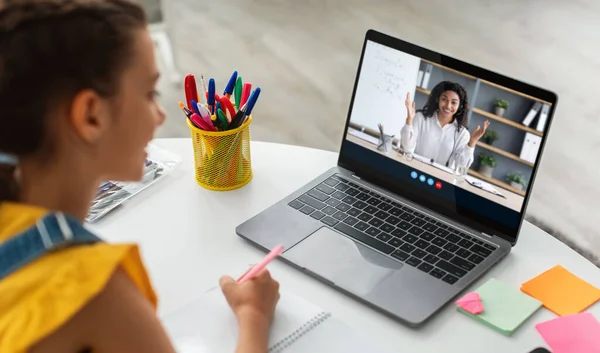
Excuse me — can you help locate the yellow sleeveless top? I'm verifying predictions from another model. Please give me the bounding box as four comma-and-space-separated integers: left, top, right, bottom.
0, 202, 158, 352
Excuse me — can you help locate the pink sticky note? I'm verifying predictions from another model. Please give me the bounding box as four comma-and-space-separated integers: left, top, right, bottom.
456, 292, 484, 315
536, 313, 600, 353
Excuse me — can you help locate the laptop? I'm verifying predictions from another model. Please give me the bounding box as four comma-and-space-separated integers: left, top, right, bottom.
236, 29, 557, 327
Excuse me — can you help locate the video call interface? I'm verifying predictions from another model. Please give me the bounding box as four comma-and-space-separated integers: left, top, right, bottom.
343, 40, 552, 227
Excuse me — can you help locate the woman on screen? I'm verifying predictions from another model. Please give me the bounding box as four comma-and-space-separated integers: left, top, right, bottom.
400, 81, 490, 169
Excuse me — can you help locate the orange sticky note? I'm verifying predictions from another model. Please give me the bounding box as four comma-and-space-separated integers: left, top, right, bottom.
521, 265, 600, 316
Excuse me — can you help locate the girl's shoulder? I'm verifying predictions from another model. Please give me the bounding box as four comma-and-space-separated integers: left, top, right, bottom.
0, 202, 157, 353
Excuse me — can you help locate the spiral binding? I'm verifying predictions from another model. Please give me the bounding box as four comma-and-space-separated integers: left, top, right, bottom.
268, 311, 332, 353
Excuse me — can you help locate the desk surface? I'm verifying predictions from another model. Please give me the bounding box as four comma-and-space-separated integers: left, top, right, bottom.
90, 138, 600, 353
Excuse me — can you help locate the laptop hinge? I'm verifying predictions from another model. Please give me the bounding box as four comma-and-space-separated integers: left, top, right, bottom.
481, 232, 494, 239
351, 174, 361, 180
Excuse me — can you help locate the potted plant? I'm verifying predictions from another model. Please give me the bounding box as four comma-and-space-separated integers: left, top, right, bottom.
478, 154, 496, 177
494, 99, 509, 117
506, 172, 527, 190
482, 130, 499, 146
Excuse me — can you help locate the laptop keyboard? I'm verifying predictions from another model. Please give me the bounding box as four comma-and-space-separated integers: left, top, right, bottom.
288, 175, 498, 285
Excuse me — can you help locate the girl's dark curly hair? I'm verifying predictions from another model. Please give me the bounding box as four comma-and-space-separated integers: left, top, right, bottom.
417, 81, 469, 130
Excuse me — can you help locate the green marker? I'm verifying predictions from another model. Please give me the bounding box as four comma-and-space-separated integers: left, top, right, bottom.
234, 76, 243, 109
217, 108, 229, 130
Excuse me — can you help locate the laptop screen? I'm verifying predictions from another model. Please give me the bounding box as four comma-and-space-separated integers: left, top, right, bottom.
338, 30, 557, 244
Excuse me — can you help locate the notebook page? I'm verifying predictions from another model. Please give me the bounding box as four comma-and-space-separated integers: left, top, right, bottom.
162, 287, 329, 352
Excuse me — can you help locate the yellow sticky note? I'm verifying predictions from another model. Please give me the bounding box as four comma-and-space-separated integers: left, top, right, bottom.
521, 265, 600, 316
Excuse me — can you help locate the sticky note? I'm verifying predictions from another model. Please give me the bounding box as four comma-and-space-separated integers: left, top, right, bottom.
458, 278, 542, 336
536, 313, 600, 353
456, 292, 484, 314
521, 265, 600, 316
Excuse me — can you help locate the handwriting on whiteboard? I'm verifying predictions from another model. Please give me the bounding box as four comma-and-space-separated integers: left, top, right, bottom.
371, 45, 410, 98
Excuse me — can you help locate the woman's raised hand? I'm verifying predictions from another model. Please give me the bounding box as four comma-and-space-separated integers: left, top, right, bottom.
405, 92, 416, 125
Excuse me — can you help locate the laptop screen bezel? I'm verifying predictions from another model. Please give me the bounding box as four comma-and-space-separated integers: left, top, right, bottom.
337, 29, 558, 245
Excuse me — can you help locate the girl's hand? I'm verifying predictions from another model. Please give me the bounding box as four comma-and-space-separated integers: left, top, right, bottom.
405, 92, 416, 125
469, 120, 491, 147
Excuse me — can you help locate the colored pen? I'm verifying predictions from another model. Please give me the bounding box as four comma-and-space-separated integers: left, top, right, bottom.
184, 74, 199, 109
208, 78, 216, 114
244, 87, 261, 116
190, 99, 201, 116
201, 74, 208, 101
178, 101, 194, 119
234, 76, 243, 109
217, 108, 229, 130
240, 83, 252, 107
197, 103, 211, 120
218, 95, 236, 122
229, 104, 247, 129
238, 245, 285, 283
190, 113, 215, 131
223, 70, 238, 99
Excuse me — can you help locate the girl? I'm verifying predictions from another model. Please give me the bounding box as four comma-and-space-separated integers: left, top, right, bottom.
401, 81, 490, 169
0, 1, 280, 352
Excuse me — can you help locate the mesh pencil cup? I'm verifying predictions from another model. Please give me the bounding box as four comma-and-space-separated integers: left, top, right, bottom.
186, 116, 253, 191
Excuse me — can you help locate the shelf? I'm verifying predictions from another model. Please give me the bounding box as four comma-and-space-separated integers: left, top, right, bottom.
420, 59, 477, 80
472, 108, 543, 137
476, 142, 534, 167
468, 170, 527, 196
415, 87, 431, 95
479, 79, 553, 106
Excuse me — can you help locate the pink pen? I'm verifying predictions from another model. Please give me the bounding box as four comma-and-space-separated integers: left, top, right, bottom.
238, 245, 284, 283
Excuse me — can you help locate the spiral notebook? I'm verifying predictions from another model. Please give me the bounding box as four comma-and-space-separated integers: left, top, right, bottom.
161, 287, 388, 353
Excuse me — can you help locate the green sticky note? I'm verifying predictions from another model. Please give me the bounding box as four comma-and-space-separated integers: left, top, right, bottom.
458, 278, 542, 336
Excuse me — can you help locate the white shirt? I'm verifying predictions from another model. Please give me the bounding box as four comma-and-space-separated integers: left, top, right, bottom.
400, 111, 474, 169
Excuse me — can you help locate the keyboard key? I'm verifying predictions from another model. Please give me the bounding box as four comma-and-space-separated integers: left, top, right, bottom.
426, 244, 442, 255
442, 274, 459, 285
450, 257, 476, 271
444, 243, 460, 252
368, 218, 384, 227
364, 206, 378, 214
439, 224, 449, 229
403, 207, 414, 214
422, 223, 438, 232
410, 218, 426, 227
346, 188, 359, 196
406, 257, 422, 267
472, 238, 484, 245
300, 205, 315, 214
391, 249, 410, 261
378, 202, 392, 211
366, 198, 382, 207
386, 216, 400, 225
334, 223, 394, 254
471, 244, 493, 257
379, 223, 394, 233
413, 211, 425, 218
408, 227, 424, 236
420, 232, 435, 241
403, 234, 418, 243
333, 211, 347, 221
368, 191, 380, 198
389, 238, 402, 247
446, 233, 461, 243
468, 253, 485, 264
326, 198, 341, 207
374, 210, 389, 220
308, 189, 329, 202
412, 249, 428, 259
316, 184, 335, 195
456, 248, 472, 259
343, 216, 358, 226
321, 216, 338, 226
439, 250, 453, 260
336, 203, 351, 212
400, 243, 416, 253
298, 194, 325, 210
391, 229, 406, 238
357, 213, 372, 222
330, 175, 346, 182
458, 239, 474, 249
288, 200, 304, 209
310, 211, 325, 220
423, 254, 439, 265
397, 221, 412, 230
430, 268, 446, 279
376, 233, 392, 242
331, 191, 345, 200
435, 221, 444, 227
437, 260, 467, 278
432, 237, 447, 247
348, 181, 359, 188
483, 243, 496, 251
342, 196, 357, 205
366, 227, 381, 237
324, 178, 339, 187
334, 183, 349, 191
418, 262, 434, 273
399, 213, 415, 221
434, 228, 450, 237
415, 240, 429, 249
355, 222, 369, 231
322, 206, 337, 215
353, 201, 368, 209
347, 208, 361, 217
356, 192, 370, 201
390, 207, 403, 216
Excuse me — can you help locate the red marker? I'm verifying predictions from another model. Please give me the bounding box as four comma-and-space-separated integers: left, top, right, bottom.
218, 96, 236, 123
240, 83, 252, 107
184, 74, 199, 110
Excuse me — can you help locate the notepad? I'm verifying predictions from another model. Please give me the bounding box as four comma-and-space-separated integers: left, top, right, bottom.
521, 265, 600, 316
536, 313, 600, 353
161, 287, 390, 353
457, 278, 542, 336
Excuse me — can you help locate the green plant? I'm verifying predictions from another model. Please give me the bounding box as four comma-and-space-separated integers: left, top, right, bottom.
482, 130, 499, 144
479, 154, 497, 168
506, 172, 527, 187
494, 99, 509, 109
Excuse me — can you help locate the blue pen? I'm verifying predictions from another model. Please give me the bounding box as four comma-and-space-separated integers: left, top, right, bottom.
208, 78, 216, 114
190, 99, 201, 115
245, 87, 261, 116
223, 70, 238, 99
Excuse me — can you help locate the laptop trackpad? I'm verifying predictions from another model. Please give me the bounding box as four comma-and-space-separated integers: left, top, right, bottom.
284, 227, 403, 296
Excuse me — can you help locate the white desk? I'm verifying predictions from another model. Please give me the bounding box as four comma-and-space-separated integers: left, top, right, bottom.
89, 138, 600, 353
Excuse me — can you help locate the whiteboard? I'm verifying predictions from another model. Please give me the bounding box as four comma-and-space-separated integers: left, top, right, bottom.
349, 40, 421, 137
